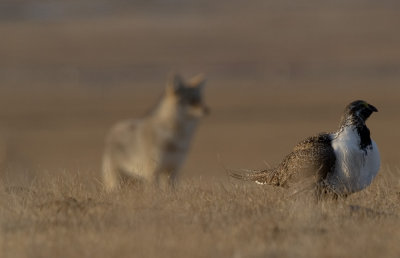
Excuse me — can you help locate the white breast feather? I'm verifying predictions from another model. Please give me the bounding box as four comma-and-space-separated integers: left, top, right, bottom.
330, 127, 380, 194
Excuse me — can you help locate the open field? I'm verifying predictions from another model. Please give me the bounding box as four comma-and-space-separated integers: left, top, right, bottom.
1, 0, 400, 257
1, 170, 400, 258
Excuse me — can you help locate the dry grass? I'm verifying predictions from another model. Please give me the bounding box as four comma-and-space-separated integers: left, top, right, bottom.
1, 1, 400, 257
1, 168, 399, 258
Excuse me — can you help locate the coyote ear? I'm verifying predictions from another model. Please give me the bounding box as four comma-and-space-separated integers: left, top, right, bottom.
188, 74, 206, 89
166, 73, 184, 95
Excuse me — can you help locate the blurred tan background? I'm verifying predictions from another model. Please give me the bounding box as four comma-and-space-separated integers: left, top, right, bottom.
0, 0, 399, 182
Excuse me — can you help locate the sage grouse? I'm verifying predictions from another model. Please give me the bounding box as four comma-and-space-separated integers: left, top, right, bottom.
230, 100, 380, 197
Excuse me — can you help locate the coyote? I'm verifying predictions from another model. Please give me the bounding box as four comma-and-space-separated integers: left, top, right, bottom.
102, 74, 209, 191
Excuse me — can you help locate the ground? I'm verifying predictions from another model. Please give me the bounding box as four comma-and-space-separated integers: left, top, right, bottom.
0, 1, 400, 257
1, 171, 400, 258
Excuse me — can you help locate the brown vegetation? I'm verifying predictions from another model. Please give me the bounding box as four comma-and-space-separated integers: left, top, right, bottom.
0, 1, 400, 257
1, 169, 400, 258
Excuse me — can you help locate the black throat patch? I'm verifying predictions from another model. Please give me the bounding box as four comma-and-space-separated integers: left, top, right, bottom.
339, 114, 373, 151
356, 124, 372, 151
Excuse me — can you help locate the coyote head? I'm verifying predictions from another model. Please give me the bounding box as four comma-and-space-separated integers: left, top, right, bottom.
165, 73, 209, 118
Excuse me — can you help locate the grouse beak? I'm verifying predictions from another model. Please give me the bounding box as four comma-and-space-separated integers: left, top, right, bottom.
368, 104, 378, 112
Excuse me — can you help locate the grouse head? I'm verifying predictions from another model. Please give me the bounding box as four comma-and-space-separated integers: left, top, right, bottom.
340, 100, 378, 127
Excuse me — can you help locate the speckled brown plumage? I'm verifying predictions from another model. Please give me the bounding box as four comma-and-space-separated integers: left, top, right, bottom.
230, 133, 336, 191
